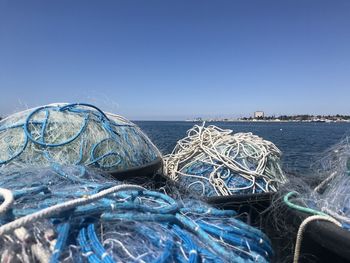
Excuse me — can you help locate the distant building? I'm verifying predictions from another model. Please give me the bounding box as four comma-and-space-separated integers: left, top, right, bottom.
254, 111, 264, 118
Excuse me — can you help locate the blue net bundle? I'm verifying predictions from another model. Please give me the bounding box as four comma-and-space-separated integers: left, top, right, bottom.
0, 166, 273, 263
163, 124, 286, 197
0, 103, 160, 172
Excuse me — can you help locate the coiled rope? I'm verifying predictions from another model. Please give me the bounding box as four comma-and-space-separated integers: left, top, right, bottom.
164, 124, 286, 197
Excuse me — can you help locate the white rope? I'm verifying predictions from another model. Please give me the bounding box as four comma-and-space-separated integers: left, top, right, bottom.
0, 184, 144, 236
313, 171, 338, 193
293, 215, 341, 263
0, 188, 14, 215
164, 124, 286, 195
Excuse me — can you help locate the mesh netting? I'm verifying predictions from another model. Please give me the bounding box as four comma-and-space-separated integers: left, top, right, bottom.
0, 103, 160, 172
163, 124, 286, 197
0, 166, 272, 263
283, 136, 350, 228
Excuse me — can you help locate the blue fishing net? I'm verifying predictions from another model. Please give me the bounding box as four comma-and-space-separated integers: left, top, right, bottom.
0, 166, 273, 262
0, 103, 160, 172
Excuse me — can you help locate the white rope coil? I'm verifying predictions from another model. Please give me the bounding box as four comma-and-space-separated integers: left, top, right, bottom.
164, 124, 286, 196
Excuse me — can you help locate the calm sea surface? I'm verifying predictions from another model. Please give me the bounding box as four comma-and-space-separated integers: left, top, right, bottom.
135, 121, 350, 175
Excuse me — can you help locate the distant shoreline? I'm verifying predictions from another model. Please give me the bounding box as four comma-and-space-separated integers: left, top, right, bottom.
184, 120, 350, 123
185, 115, 350, 123
133, 120, 350, 123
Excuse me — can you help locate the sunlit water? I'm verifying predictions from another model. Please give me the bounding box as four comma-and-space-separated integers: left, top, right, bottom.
136, 121, 350, 175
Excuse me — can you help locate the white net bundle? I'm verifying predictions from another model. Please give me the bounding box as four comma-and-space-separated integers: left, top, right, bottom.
306, 137, 350, 226
0, 103, 160, 172
163, 124, 287, 197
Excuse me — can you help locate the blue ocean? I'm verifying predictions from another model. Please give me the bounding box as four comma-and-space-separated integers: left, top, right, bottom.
136, 121, 350, 175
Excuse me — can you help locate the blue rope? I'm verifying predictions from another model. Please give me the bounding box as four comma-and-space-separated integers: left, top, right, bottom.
50, 223, 70, 263
88, 138, 121, 168
175, 213, 249, 263
198, 222, 271, 259
24, 105, 89, 148
59, 103, 110, 121
87, 224, 115, 263
0, 103, 159, 171
172, 224, 198, 263
134, 224, 174, 263
0, 166, 272, 263
78, 227, 103, 263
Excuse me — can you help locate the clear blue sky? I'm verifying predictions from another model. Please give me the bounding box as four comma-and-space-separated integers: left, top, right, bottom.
1, 1, 349, 120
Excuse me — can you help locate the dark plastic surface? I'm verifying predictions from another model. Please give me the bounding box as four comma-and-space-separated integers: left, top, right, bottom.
109, 157, 163, 180
289, 208, 350, 262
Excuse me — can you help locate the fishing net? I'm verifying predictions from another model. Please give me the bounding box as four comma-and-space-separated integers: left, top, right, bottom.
0, 103, 161, 173
0, 166, 273, 262
163, 124, 286, 197
267, 137, 350, 263
283, 136, 350, 227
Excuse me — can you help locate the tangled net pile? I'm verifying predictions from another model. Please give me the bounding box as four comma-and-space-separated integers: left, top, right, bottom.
0, 103, 160, 172
164, 124, 286, 197
277, 137, 350, 262
0, 166, 272, 263
284, 136, 350, 228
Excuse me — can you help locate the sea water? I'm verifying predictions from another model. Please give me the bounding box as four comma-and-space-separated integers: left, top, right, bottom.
136, 121, 350, 175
